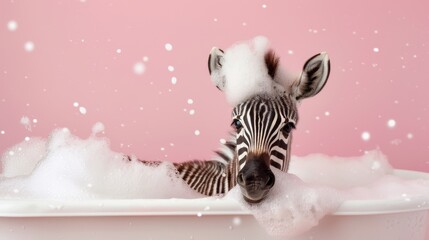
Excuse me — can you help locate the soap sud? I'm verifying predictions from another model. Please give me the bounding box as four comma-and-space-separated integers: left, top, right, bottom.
0, 125, 202, 200
226, 170, 343, 237
214, 36, 297, 106
0, 125, 429, 237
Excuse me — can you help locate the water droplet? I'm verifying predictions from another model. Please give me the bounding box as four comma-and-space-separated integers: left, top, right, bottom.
168, 65, 175, 72
189, 109, 195, 115
194, 130, 200, 136
262, 4, 267, 8
324, 111, 330, 116
0, 130, 5, 135
73, 102, 79, 107
32, 118, 38, 123
373, 47, 379, 53
116, 48, 122, 54
171, 76, 177, 85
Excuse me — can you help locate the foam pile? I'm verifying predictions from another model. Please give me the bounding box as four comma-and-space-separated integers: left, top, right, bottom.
0, 124, 202, 200
215, 36, 296, 106
1, 125, 429, 237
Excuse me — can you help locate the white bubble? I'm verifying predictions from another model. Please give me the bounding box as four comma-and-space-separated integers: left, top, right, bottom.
32, 119, 38, 123
407, 133, 413, 139
171, 77, 177, 85
73, 102, 79, 107
143, 56, 149, 62
24, 137, 30, 141
373, 47, 379, 53
189, 109, 195, 115
168, 65, 175, 72
262, 4, 267, 8
187, 99, 194, 104
9, 151, 15, 156
324, 111, 330, 116
165, 43, 173, 51
20, 116, 30, 125
24, 41, 35, 52
0, 130, 5, 135
194, 130, 200, 136
116, 49, 122, 54
197, 212, 202, 217
133, 62, 145, 75
361, 131, 371, 141
160, 147, 165, 151
92, 122, 104, 134
387, 119, 396, 128
79, 106, 87, 115
220, 138, 226, 144
287, 50, 294, 55
232, 217, 242, 226
7, 20, 18, 31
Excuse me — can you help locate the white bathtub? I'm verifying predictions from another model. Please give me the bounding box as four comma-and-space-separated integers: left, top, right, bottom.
0, 170, 428, 240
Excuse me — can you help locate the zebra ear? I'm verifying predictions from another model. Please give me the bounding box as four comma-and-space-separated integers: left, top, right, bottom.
208, 47, 226, 91
293, 52, 330, 100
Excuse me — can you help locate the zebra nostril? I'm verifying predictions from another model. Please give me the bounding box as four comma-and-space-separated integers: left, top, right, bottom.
266, 172, 275, 189
237, 172, 245, 186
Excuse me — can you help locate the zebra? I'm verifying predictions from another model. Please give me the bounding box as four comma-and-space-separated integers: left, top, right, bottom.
131, 39, 330, 203
171, 42, 330, 203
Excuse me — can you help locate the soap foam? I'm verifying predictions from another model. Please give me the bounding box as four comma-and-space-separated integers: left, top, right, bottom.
1, 124, 428, 237
0, 126, 202, 200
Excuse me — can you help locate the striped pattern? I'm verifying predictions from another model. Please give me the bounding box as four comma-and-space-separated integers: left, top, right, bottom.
173, 94, 297, 196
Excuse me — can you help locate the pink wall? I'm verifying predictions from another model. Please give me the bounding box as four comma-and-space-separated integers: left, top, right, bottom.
1, 0, 428, 171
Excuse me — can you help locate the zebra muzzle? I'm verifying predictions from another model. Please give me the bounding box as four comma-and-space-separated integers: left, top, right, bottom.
237, 154, 275, 203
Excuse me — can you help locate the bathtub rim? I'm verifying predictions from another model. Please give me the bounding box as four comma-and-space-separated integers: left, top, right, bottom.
0, 169, 427, 217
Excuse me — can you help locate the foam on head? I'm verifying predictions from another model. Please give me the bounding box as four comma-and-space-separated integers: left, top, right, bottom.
220, 36, 292, 106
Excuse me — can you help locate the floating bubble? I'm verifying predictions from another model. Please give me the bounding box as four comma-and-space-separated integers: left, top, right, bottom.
116, 49, 122, 54
24, 41, 35, 52
194, 130, 200, 136
189, 109, 195, 115
373, 47, 379, 53
171, 77, 177, 85
361, 131, 370, 141
387, 119, 396, 128
7, 20, 18, 31
187, 99, 194, 104
165, 43, 173, 51
133, 62, 145, 75
73, 102, 79, 107
79, 106, 87, 115
168, 65, 175, 72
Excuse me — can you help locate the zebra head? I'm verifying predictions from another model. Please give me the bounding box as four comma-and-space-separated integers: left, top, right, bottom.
208, 41, 330, 203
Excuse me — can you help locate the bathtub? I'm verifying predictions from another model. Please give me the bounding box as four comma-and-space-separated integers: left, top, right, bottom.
0, 170, 428, 240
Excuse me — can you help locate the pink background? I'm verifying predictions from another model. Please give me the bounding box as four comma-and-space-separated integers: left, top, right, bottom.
1, 0, 428, 171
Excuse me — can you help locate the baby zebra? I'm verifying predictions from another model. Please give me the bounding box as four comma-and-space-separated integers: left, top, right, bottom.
134, 38, 330, 203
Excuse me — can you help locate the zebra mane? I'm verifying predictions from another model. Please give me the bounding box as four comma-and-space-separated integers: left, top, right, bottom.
264, 49, 280, 79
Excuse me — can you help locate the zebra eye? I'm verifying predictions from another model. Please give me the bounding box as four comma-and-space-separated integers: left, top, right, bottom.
231, 119, 243, 131
282, 122, 295, 134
